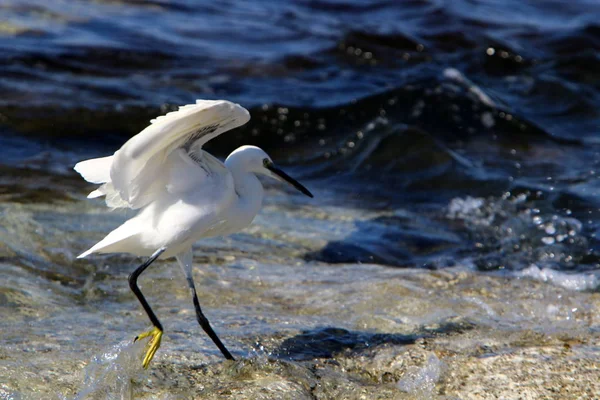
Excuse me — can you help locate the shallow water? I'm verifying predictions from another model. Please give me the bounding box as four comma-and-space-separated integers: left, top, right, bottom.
2, 191, 600, 398
1, 0, 600, 398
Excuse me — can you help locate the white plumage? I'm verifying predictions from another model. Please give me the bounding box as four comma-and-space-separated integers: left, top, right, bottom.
74, 99, 313, 367
75, 100, 255, 258
76, 100, 249, 210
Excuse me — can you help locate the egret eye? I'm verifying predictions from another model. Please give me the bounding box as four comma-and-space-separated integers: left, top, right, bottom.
262, 158, 270, 167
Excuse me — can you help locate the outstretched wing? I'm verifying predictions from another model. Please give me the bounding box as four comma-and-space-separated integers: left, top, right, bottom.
76, 100, 250, 209
112, 99, 249, 209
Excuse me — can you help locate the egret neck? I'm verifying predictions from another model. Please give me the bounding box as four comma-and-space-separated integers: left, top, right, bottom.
224, 150, 265, 228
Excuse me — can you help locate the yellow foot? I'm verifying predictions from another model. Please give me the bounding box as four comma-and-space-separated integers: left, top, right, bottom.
134, 326, 163, 369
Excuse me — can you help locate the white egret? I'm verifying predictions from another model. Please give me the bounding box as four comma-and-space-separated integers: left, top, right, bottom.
74, 100, 313, 368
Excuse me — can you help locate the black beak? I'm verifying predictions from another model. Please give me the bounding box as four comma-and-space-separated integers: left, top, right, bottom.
265, 163, 314, 198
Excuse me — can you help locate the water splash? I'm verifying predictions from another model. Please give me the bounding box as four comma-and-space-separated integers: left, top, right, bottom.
73, 340, 147, 400
446, 194, 590, 273
397, 353, 444, 398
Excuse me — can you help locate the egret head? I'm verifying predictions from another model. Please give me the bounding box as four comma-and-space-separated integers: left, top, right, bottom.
227, 145, 313, 198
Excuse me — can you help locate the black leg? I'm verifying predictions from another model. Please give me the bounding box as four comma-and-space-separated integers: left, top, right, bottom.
186, 276, 235, 360
128, 248, 166, 333
177, 251, 235, 360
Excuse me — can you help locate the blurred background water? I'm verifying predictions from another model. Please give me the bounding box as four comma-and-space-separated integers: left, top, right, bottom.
1, 0, 600, 398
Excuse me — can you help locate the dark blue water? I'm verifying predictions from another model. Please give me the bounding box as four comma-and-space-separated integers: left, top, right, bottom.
1, 0, 600, 275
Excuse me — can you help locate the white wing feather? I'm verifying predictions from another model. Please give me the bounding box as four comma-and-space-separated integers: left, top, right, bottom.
112, 100, 249, 209
75, 100, 249, 210
74, 155, 114, 184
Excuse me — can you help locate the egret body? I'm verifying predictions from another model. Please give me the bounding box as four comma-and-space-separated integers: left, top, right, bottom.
75, 100, 313, 368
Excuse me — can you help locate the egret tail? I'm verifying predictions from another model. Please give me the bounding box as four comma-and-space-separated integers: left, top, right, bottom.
77, 219, 141, 258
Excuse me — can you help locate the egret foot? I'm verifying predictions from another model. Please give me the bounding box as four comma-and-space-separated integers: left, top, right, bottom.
134, 326, 163, 368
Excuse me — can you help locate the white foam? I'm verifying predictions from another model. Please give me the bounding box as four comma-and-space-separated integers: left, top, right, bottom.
518, 264, 599, 291
446, 196, 491, 225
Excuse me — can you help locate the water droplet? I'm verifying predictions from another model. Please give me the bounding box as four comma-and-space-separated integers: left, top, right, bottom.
542, 237, 555, 245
